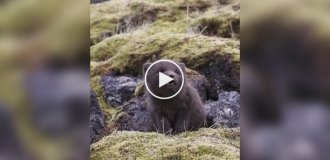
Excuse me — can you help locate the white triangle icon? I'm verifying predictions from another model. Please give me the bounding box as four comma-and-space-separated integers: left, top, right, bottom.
159, 72, 174, 88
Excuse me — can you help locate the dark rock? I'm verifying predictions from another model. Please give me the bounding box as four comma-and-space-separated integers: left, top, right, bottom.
206, 91, 240, 128
187, 70, 218, 102
199, 54, 240, 92
244, 104, 330, 160
90, 0, 109, 4
101, 75, 140, 107
0, 103, 27, 160
90, 90, 105, 144
26, 70, 90, 137
116, 98, 153, 132
188, 77, 208, 103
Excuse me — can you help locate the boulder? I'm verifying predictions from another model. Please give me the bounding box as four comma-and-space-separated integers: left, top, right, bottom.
101, 75, 140, 107
116, 98, 153, 132
90, 90, 105, 144
206, 91, 240, 128
199, 54, 240, 92
186, 69, 218, 102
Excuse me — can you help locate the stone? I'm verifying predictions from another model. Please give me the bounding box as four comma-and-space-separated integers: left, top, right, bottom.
206, 91, 240, 128
101, 75, 140, 107
90, 90, 105, 143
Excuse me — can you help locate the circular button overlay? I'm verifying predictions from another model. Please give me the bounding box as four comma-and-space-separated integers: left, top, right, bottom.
144, 60, 184, 100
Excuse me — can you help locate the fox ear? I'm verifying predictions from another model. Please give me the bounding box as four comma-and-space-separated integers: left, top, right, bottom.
178, 62, 185, 72
143, 63, 151, 75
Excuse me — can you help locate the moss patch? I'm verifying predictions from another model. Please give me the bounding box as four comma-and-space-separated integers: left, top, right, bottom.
91, 128, 240, 160
90, 0, 240, 44
91, 76, 121, 135
193, 13, 240, 38
91, 33, 239, 76
90, 0, 170, 45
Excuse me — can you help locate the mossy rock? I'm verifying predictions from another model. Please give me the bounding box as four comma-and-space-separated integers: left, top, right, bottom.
91, 75, 122, 135
91, 32, 239, 77
91, 128, 240, 160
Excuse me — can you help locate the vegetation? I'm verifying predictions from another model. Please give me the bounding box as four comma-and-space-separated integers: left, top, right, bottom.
90, 0, 240, 159
91, 128, 240, 160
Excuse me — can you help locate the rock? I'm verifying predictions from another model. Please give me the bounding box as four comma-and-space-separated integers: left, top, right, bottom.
116, 98, 153, 132
186, 69, 218, 102
90, 0, 109, 4
188, 77, 208, 102
0, 103, 27, 160
90, 90, 105, 144
199, 54, 240, 92
26, 70, 90, 137
206, 91, 240, 128
101, 75, 140, 107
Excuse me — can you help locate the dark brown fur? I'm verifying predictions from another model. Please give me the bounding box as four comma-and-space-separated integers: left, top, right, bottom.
143, 61, 206, 134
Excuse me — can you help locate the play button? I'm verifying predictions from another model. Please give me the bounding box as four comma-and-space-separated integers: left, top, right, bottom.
144, 60, 184, 100
158, 72, 174, 88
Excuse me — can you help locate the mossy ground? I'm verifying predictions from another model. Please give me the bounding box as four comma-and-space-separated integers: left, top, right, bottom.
91, 128, 240, 160
90, 0, 240, 44
90, 0, 240, 159
91, 33, 239, 76
90, 0, 239, 76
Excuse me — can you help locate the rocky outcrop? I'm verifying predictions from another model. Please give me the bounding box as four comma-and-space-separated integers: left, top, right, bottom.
90, 90, 105, 144
101, 75, 140, 107
116, 98, 153, 132
199, 54, 240, 92
206, 91, 240, 128
110, 74, 240, 131
187, 69, 218, 102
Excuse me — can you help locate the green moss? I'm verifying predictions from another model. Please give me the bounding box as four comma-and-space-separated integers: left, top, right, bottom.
90, 0, 240, 45
91, 128, 240, 160
134, 82, 145, 97
91, 76, 122, 135
193, 13, 240, 38
147, 20, 187, 34
91, 33, 239, 76
91, 35, 129, 61
90, 76, 105, 110
90, 1, 240, 158
90, 0, 170, 44
90, 18, 117, 45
